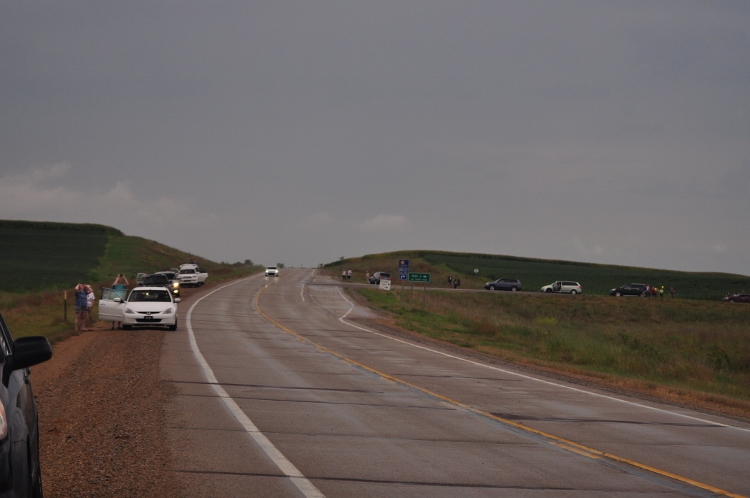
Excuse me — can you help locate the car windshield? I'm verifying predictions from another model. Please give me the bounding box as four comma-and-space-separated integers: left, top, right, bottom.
128, 290, 172, 302
179, 269, 195, 274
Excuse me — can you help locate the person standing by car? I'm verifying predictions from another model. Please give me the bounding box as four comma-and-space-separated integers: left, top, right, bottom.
365, 272, 370, 283
86, 284, 95, 327
112, 274, 129, 329
347, 269, 352, 281
74, 283, 88, 331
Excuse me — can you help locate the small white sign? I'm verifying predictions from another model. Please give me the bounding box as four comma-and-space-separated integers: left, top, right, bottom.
379, 280, 391, 291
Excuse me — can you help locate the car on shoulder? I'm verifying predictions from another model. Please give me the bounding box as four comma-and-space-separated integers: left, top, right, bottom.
141, 273, 180, 296
99, 286, 180, 330
541, 281, 582, 294
484, 278, 522, 292
265, 266, 279, 277
723, 293, 750, 303
0, 311, 52, 497
369, 272, 391, 284
610, 283, 647, 297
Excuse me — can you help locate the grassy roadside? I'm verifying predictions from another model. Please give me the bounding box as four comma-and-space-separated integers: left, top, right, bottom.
0, 225, 263, 342
0, 264, 261, 343
356, 286, 750, 417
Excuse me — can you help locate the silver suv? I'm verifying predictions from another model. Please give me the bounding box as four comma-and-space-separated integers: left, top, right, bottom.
541, 281, 582, 294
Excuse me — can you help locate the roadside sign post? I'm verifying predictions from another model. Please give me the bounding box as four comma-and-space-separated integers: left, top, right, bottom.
398, 260, 409, 304
408, 273, 430, 308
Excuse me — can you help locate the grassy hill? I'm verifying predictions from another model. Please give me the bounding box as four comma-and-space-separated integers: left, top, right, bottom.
0, 220, 246, 292
0, 220, 260, 342
326, 250, 750, 300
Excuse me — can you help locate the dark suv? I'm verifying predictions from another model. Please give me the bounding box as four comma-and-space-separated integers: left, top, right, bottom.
610, 283, 647, 297
0, 312, 52, 496
484, 278, 522, 292
142, 274, 179, 295
369, 272, 391, 284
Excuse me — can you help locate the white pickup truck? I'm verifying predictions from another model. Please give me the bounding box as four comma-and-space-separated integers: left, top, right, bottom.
177, 264, 208, 287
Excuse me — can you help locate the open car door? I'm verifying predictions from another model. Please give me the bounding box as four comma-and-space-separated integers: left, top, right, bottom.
98, 287, 127, 322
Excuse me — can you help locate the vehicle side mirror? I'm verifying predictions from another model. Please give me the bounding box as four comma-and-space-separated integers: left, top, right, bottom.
174, 298, 181, 303
3, 336, 53, 386
114, 297, 123, 303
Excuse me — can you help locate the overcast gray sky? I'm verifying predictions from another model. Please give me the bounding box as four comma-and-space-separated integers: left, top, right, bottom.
2, 1, 749, 274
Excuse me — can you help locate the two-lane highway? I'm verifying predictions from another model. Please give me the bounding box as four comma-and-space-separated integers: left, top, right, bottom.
161, 269, 750, 497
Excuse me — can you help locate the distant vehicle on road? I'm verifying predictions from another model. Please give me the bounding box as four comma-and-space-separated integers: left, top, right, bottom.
0, 311, 52, 497
723, 293, 750, 303
369, 272, 391, 284
610, 283, 647, 297
541, 281, 582, 294
265, 266, 279, 277
484, 278, 522, 292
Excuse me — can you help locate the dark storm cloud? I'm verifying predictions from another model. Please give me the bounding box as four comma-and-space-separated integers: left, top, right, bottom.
1, 1, 749, 273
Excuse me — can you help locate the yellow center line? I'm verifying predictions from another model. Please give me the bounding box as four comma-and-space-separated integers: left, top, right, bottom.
256, 285, 746, 498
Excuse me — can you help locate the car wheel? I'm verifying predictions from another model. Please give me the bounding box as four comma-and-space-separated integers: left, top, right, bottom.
615, 291, 622, 297
545, 289, 552, 293
168, 321, 177, 331
488, 285, 496, 290
511, 287, 517, 292
570, 290, 577, 294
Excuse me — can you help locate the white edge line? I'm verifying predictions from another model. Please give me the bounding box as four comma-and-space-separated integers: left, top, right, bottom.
334, 287, 750, 433
186, 275, 325, 498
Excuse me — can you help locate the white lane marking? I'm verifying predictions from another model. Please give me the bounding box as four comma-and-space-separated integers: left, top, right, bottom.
300, 269, 317, 302
186, 276, 325, 498
334, 287, 750, 433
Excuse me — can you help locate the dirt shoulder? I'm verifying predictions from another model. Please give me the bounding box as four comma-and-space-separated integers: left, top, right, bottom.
34, 322, 180, 497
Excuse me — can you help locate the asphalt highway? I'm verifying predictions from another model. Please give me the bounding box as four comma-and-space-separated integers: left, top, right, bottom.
161, 269, 750, 497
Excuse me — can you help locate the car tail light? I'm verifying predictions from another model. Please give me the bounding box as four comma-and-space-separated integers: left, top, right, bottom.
0, 403, 7, 440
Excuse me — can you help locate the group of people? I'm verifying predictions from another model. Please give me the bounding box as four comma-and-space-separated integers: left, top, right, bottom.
73, 283, 95, 331
644, 285, 675, 298
341, 269, 353, 281
73, 273, 130, 331
447, 275, 461, 288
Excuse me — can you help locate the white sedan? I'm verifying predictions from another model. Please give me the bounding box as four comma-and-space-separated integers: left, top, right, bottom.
107, 286, 180, 331
265, 266, 279, 277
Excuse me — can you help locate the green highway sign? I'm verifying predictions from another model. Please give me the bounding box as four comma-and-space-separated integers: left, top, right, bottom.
408, 272, 430, 283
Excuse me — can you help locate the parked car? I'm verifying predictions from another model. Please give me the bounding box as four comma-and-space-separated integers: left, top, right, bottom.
177, 265, 208, 287
484, 278, 522, 292
99, 286, 180, 330
141, 273, 180, 296
369, 272, 391, 284
723, 293, 750, 303
0, 311, 52, 497
610, 283, 647, 297
541, 281, 582, 294
265, 266, 279, 277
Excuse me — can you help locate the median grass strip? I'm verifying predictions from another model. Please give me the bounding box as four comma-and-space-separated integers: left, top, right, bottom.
357, 288, 750, 415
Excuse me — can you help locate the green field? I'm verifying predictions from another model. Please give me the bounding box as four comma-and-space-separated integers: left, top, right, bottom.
0, 220, 118, 292
328, 250, 750, 300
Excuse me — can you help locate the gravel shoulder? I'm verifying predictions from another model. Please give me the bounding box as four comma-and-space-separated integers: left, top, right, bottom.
33, 324, 181, 497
